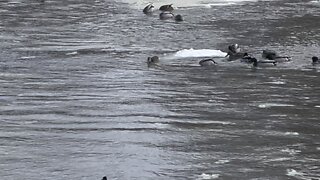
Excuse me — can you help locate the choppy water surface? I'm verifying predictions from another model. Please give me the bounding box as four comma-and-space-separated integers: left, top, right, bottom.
0, 0, 319, 179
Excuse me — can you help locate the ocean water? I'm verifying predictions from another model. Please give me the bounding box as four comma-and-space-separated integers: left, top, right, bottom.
0, 0, 319, 179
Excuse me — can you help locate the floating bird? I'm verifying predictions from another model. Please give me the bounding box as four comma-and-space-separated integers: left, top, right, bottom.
240, 53, 257, 63
174, 14, 183, 22
101, 176, 107, 180
227, 52, 246, 61
199, 58, 217, 66
143, 3, 154, 15
312, 56, 319, 66
147, 56, 160, 67
239, 53, 276, 67
159, 4, 174, 12
226, 44, 243, 61
159, 11, 174, 20
262, 49, 291, 62
228, 44, 241, 53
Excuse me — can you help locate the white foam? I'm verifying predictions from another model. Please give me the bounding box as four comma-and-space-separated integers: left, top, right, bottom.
265, 81, 286, 85
215, 159, 230, 164
284, 132, 299, 136
194, 120, 234, 125
197, 173, 220, 179
204, 0, 258, 7
286, 169, 304, 177
151, 122, 170, 129
174, 48, 227, 58
258, 103, 295, 108
66, 51, 78, 55
309, 0, 320, 5
204, 2, 237, 7
269, 114, 288, 117
20, 56, 36, 59
315, 105, 320, 108
281, 148, 301, 155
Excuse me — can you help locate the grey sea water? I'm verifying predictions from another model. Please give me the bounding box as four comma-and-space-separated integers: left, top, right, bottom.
0, 0, 319, 179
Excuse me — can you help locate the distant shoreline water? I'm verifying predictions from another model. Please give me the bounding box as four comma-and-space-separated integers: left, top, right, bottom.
119, 0, 259, 9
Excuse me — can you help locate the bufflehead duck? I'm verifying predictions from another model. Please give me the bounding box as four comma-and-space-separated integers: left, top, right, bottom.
143, 3, 154, 15
147, 56, 160, 67
262, 49, 291, 62
241, 53, 277, 67
240, 53, 257, 63
228, 44, 241, 53
174, 14, 183, 22
226, 44, 244, 61
199, 58, 217, 66
159, 11, 174, 20
159, 4, 174, 12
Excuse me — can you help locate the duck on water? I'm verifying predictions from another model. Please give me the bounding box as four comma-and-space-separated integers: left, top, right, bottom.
159, 12, 183, 21
199, 58, 217, 67
158, 4, 174, 20
225, 44, 291, 63
159, 4, 174, 12
147, 56, 160, 67
143, 3, 183, 21
262, 49, 291, 62
143, 3, 154, 15
234, 53, 276, 67
159, 11, 174, 20
199, 56, 276, 67
225, 44, 246, 61
312, 56, 319, 66
158, 4, 183, 21
174, 14, 183, 22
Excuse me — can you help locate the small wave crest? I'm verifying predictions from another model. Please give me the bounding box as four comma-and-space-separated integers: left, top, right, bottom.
19, 56, 37, 60
284, 132, 299, 136
173, 48, 227, 58
286, 169, 304, 177
197, 173, 220, 179
257, 103, 295, 108
281, 148, 301, 155
215, 159, 230, 164
309, 0, 320, 5
203, 2, 236, 7
202, 0, 260, 8
265, 80, 286, 85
